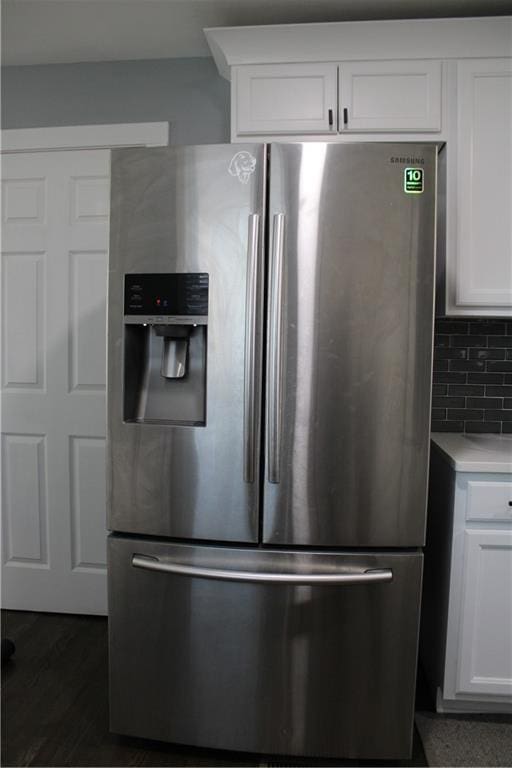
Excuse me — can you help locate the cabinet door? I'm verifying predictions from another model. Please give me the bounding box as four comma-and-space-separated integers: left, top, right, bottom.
338, 60, 441, 132
457, 529, 512, 697
233, 63, 337, 136
451, 59, 512, 314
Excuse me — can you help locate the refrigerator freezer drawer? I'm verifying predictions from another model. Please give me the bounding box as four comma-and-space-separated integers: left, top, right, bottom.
108, 536, 422, 760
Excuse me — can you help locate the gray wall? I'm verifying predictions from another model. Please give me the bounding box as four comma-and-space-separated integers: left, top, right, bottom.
1, 57, 230, 144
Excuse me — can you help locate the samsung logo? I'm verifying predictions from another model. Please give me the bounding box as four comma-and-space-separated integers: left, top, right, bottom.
390, 156, 425, 165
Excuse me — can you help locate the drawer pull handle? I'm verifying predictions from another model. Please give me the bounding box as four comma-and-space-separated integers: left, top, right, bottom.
132, 555, 393, 585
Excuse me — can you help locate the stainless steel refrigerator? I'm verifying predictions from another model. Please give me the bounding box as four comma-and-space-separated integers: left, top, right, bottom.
107, 142, 437, 760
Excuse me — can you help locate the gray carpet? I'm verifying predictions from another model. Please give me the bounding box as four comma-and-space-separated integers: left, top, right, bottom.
415, 711, 512, 767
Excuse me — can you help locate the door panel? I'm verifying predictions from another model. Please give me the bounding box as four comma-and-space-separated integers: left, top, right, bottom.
234, 64, 337, 137
108, 145, 265, 542
453, 59, 512, 312
457, 529, 512, 696
264, 143, 436, 547
339, 60, 442, 132
108, 535, 422, 759
1, 150, 109, 614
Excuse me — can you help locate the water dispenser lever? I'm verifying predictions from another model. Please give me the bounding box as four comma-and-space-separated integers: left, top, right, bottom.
154, 325, 192, 379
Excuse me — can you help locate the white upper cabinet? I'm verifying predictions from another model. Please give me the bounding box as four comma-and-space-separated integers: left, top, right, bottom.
233, 63, 337, 136
448, 59, 512, 315
232, 60, 441, 138
338, 60, 442, 132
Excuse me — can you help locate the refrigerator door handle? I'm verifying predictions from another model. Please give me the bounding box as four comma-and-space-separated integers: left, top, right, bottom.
268, 213, 285, 484
132, 554, 393, 585
243, 213, 261, 484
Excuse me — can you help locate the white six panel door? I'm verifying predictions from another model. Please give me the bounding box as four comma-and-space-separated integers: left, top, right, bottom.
1, 150, 109, 614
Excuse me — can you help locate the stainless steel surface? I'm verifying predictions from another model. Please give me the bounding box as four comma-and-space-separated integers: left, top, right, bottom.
243, 213, 261, 484
109, 535, 423, 759
263, 142, 437, 547
108, 142, 437, 760
108, 144, 265, 541
132, 553, 393, 584
268, 212, 285, 484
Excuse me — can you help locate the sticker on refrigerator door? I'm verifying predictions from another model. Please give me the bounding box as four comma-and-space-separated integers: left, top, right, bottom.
228, 151, 256, 184
404, 167, 424, 194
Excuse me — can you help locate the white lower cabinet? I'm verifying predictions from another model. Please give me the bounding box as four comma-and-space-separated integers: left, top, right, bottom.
457, 529, 512, 698
421, 441, 512, 712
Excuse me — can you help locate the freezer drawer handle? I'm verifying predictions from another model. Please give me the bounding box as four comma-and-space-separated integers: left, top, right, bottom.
244, 213, 261, 484
132, 555, 393, 585
268, 213, 285, 484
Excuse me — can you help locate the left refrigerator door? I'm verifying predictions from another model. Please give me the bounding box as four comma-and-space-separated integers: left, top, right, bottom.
108, 145, 266, 542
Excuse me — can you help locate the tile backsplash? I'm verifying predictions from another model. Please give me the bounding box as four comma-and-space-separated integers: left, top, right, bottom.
432, 318, 512, 434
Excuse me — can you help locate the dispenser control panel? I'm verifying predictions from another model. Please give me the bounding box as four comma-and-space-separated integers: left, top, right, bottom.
124, 273, 209, 316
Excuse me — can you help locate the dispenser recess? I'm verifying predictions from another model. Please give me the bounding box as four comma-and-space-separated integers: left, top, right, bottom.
123, 273, 208, 426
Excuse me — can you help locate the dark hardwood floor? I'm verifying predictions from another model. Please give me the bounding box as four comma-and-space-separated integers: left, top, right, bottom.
1, 610, 431, 767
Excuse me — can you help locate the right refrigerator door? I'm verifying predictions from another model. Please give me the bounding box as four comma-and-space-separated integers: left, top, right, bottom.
263, 143, 437, 547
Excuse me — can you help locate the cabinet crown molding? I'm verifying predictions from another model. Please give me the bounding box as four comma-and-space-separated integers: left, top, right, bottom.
204, 16, 512, 80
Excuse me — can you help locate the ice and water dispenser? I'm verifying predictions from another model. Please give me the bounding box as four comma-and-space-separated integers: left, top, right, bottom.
123, 273, 208, 426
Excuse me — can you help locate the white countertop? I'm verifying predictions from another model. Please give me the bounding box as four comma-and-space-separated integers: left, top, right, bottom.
431, 433, 512, 474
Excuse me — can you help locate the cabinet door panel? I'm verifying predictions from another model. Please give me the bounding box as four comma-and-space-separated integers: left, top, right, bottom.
339, 60, 441, 132
234, 64, 337, 136
452, 59, 512, 313
457, 529, 512, 696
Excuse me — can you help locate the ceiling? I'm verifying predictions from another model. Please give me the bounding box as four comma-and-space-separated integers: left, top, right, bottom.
2, 0, 511, 67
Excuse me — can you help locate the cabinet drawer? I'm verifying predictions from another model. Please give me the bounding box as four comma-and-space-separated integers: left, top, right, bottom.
466, 480, 512, 523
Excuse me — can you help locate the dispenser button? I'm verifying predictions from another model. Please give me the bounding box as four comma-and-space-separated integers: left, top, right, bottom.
131, 293, 142, 301
130, 284, 142, 291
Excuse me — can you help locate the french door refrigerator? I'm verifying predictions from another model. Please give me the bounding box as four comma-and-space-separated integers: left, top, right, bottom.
107, 142, 437, 760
